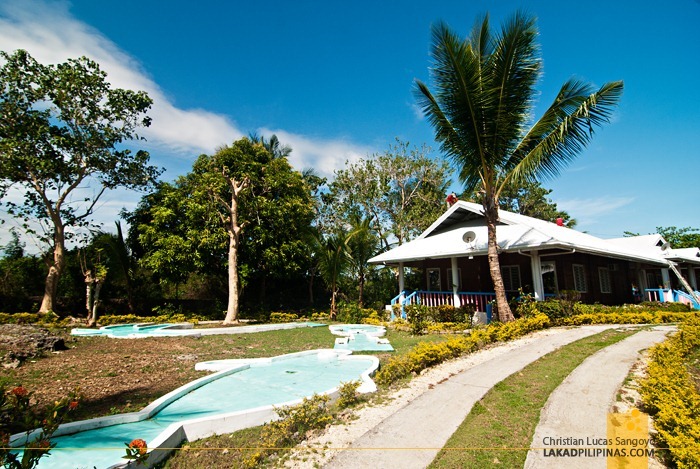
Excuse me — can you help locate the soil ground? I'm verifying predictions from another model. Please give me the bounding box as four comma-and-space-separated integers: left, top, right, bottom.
0, 324, 334, 425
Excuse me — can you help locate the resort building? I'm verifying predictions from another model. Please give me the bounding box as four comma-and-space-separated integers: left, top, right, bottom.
369, 201, 700, 315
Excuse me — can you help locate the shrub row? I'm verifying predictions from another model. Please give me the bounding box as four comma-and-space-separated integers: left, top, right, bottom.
553, 311, 697, 326
98, 313, 203, 326
0, 312, 61, 325
402, 304, 475, 335
520, 298, 692, 321
268, 312, 299, 323
375, 314, 551, 386
639, 316, 700, 469
336, 301, 387, 324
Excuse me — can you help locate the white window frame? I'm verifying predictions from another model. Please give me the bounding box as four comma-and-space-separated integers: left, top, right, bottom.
501, 265, 522, 292
427, 268, 442, 291
598, 267, 612, 294
573, 264, 588, 292
447, 268, 462, 290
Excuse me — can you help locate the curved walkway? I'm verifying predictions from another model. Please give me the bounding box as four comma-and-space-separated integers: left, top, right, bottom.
321, 325, 624, 469
524, 325, 674, 469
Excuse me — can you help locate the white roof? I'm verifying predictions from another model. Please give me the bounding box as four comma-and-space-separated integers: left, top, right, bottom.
369, 201, 668, 266
609, 236, 700, 266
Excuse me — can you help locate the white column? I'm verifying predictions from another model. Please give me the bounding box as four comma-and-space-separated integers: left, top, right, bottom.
661, 268, 671, 289
398, 262, 405, 294
530, 251, 544, 301
451, 257, 460, 307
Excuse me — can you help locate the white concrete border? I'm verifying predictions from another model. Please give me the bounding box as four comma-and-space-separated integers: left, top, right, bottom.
10, 349, 378, 469
70, 321, 325, 339
328, 324, 386, 338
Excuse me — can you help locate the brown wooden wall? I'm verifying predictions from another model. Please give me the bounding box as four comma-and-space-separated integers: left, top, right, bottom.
414, 251, 639, 305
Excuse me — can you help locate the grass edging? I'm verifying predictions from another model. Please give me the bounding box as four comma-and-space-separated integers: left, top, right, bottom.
429, 328, 637, 468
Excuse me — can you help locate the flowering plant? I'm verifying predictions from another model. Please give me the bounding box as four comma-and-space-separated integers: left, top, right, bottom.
123, 438, 148, 465
1, 386, 81, 469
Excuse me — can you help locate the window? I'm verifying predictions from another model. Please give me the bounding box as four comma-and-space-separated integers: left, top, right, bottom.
598, 267, 612, 294
501, 265, 521, 292
446, 268, 462, 290
541, 261, 558, 296
427, 268, 441, 291
573, 264, 587, 292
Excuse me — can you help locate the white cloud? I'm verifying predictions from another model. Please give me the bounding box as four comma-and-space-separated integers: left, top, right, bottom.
0, 0, 380, 252
0, 1, 375, 178
257, 128, 373, 180
557, 196, 635, 225
0, 0, 242, 156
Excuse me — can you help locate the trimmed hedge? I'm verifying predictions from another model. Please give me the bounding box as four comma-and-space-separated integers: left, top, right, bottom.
98, 313, 202, 326
640, 316, 700, 468
377, 308, 697, 388
375, 314, 551, 385
554, 311, 697, 326
269, 312, 299, 323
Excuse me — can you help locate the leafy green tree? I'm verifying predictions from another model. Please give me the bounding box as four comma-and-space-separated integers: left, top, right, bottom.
128, 137, 317, 320
625, 226, 700, 250
495, 180, 576, 227
415, 13, 623, 321
324, 139, 451, 249
190, 138, 317, 323
0, 50, 160, 313
656, 227, 700, 249
127, 181, 208, 300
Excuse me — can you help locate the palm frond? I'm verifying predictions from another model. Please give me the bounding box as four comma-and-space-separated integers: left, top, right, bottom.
414, 22, 488, 192
487, 11, 540, 163
506, 80, 624, 185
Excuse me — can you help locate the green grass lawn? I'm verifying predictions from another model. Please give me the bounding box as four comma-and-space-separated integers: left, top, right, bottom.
429, 328, 638, 468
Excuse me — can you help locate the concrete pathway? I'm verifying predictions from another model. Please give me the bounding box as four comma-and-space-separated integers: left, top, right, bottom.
323, 325, 622, 469
524, 325, 674, 469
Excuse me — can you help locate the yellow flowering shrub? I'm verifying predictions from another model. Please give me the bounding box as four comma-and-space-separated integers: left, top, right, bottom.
640, 316, 700, 469
269, 312, 299, 323
554, 311, 696, 326
375, 314, 550, 386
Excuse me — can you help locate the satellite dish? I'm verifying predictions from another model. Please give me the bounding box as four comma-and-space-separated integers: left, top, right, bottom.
462, 231, 477, 244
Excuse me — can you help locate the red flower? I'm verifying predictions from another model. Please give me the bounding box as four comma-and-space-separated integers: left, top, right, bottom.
68, 400, 79, 410
129, 438, 147, 455
11, 386, 28, 398
38, 439, 50, 449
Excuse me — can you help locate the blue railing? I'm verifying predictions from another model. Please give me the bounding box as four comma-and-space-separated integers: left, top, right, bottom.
673, 290, 700, 310
645, 288, 669, 303
390, 290, 496, 320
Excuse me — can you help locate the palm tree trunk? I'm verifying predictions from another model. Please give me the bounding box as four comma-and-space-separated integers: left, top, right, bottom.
484, 201, 515, 322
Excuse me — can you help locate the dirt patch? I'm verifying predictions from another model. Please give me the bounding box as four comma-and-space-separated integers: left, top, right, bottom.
0, 332, 243, 425
0, 324, 332, 428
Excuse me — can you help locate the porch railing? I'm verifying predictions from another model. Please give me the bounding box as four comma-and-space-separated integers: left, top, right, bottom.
674, 290, 700, 310
390, 290, 496, 320
645, 288, 700, 310
645, 288, 671, 303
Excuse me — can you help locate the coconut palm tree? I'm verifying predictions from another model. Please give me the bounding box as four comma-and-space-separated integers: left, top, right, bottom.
347, 214, 380, 307
415, 12, 623, 322
312, 230, 351, 319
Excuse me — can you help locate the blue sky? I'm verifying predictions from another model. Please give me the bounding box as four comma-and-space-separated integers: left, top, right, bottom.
1, 0, 699, 251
